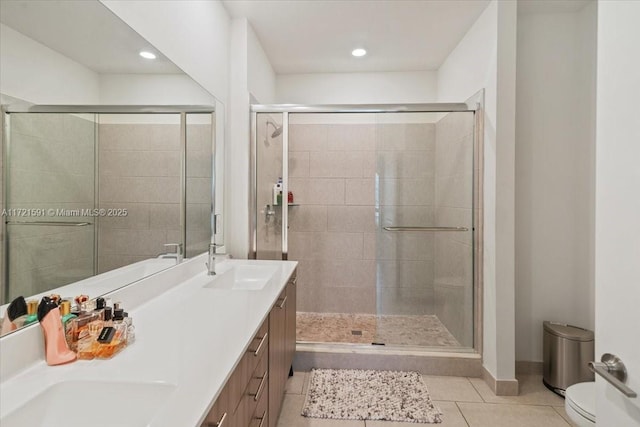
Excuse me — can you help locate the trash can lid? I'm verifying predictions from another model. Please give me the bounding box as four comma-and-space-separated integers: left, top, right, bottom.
543, 321, 594, 342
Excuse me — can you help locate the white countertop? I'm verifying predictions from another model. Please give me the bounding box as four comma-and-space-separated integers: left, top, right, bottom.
0, 256, 297, 427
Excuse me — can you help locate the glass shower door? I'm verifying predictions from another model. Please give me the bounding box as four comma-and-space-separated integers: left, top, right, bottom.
4, 113, 96, 301
254, 112, 284, 260
375, 111, 475, 349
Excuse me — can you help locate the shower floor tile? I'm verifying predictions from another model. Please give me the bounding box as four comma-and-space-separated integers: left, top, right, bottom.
296, 312, 461, 347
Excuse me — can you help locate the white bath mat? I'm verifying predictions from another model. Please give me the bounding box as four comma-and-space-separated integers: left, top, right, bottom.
302, 368, 443, 423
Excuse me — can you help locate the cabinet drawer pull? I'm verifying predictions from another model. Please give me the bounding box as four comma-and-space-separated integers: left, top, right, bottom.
256, 410, 267, 427
252, 332, 268, 357
250, 371, 268, 401
208, 412, 226, 427
291, 277, 297, 285
276, 295, 287, 309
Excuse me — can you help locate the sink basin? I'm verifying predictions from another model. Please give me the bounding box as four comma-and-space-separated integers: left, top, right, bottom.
1, 380, 176, 427
203, 264, 279, 291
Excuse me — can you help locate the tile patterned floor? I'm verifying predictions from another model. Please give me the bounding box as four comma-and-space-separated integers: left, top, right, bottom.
296, 312, 461, 347
278, 372, 578, 427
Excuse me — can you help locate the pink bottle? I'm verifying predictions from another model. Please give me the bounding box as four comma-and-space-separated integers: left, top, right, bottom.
37, 297, 76, 366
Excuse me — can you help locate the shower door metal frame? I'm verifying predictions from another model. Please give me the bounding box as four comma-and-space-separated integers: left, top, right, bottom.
0, 104, 216, 304
249, 94, 485, 353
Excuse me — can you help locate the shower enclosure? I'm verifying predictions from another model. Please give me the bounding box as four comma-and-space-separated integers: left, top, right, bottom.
251, 98, 483, 353
1, 106, 216, 304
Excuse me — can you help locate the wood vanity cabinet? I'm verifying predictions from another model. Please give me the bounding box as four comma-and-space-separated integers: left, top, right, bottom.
269, 272, 297, 427
203, 320, 269, 427
203, 270, 296, 427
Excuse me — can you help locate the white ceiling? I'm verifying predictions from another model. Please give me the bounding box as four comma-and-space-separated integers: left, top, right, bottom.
223, 0, 491, 74
0, 0, 182, 74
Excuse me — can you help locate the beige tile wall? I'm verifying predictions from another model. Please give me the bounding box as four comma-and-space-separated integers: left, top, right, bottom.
98, 122, 182, 273
376, 123, 437, 316
288, 123, 377, 313
255, 114, 284, 260
288, 122, 437, 316
186, 122, 213, 258
434, 112, 475, 347
5, 113, 96, 299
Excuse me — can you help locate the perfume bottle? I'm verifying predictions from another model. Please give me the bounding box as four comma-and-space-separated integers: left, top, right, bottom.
93, 297, 106, 320
24, 300, 40, 326
59, 300, 77, 326
124, 312, 135, 344
0, 296, 28, 334
95, 307, 127, 359
37, 297, 76, 366
65, 311, 100, 355
102, 307, 113, 327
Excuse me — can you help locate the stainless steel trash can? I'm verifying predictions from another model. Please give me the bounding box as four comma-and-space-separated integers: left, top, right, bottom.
542, 321, 594, 396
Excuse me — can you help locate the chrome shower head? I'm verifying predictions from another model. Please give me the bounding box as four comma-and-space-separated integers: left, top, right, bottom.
266, 120, 283, 138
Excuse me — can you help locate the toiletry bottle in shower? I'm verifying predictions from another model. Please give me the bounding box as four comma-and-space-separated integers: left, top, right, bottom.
275, 177, 283, 205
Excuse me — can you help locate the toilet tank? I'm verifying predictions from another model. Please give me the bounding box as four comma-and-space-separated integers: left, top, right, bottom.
542, 321, 595, 396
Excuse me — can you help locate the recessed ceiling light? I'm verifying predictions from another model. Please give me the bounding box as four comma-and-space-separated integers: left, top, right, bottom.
139, 51, 156, 60
351, 48, 367, 57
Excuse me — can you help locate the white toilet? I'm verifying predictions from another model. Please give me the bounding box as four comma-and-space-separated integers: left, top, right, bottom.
565, 382, 596, 427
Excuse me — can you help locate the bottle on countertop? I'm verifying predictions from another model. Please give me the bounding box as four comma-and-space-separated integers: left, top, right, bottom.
59, 300, 77, 326
0, 296, 29, 334
93, 297, 106, 321
24, 300, 40, 326
95, 304, 128, 359
37, 297, 76, 366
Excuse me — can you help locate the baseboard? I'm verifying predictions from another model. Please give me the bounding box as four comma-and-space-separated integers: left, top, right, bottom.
482, 366, 519, 396
293, 344, 482, 377
516, 360, 543, 375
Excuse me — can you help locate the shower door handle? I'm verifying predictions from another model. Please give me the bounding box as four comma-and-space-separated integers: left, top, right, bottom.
383, 226, 468, 232
6, 221, 92, 226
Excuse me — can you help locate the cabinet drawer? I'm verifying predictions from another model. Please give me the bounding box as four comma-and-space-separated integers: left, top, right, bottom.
249, 375, 269, 427
228, 319, 268, 413
245, 319, 269, 380
235, 346, 269, 427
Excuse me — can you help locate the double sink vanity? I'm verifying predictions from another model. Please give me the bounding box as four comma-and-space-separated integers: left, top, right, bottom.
0, 255, 297, 427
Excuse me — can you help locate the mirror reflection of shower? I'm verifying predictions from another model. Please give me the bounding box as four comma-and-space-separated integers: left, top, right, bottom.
264, 120, 283, 146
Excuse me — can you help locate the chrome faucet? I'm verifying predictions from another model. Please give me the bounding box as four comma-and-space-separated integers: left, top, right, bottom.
206, 243, 218, 275
158, 243, 184, 264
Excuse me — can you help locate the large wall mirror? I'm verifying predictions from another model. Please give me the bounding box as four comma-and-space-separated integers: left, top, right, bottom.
0, 0, 225, 336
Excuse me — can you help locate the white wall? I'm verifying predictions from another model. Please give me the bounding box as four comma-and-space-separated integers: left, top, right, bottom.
248, 24, 276, 104
100, 0, 230, 105
276, 71, 437, 104
226, 19, 277, 258
438, 0, 518, 382
99, 74, 218, 105
595, 2, 640, 424
0, 23, 100, 104
514, 2, 597, 363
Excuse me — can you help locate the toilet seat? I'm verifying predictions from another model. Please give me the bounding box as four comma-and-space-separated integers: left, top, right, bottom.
565, 382, 596, 426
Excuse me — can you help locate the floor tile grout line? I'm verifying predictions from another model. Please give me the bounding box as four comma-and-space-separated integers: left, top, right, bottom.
455, 401, 472, 427
552, 405, 574, 426
467, 377, 489, 403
